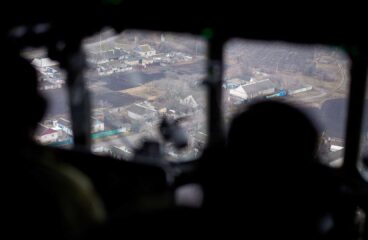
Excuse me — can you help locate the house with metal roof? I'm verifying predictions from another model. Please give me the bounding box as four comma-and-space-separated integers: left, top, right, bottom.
31, 58, 58, 68
229, 79, 277, 100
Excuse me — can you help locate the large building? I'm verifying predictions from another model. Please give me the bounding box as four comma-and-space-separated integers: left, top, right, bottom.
31, 58, 58, 69
229, 79, 276, 101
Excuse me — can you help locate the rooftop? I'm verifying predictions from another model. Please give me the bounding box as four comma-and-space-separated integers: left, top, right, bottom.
37, 124, 58, 136
241, 79, 276, 94
31, 58, 58, 68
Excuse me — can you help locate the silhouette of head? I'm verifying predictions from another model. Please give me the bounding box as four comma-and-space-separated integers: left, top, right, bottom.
2, 48, 46, 145
226, 101, 323, 239
228, 100, 318, 168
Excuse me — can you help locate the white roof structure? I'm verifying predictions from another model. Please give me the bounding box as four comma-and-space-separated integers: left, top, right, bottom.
180, 95, 198, 108
31, 58, 58, 68
229, 79, 276, 100
229, 85, 248, 100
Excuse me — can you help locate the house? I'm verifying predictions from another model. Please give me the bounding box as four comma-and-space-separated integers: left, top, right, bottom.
134, 44, 156, 57
118, 123, 131, 133
326, 149, 344, 168
91, 117, 104, 133
42, 67, 58, 74
141, 57, 154, 66
153, 53, 171, 64
150, 100, 169, 115
127, 103, 157, 121
36, 124, 59, 144
38, 75, 63, 90
31, 58, 58, 68
98, 61, 133, 75
118, 64, 133, 72
229, 85, 248, 100
124, 57, 140, 66
110, 145, 133, 159
39, 82, 63, 90
153, 53, 164, 62
57, 118, 73, 135
88, 53, 109, 64
180, 95, 199, 108
171, 52, 193, 62
229, 79, 276, 100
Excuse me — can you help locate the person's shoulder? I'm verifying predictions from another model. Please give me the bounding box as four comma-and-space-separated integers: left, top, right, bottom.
33, 146, 106, 232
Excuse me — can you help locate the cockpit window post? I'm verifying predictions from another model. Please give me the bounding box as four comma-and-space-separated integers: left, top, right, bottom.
205, 31, 225, 148
343, 46, 368, 177
64, 43, 92, 151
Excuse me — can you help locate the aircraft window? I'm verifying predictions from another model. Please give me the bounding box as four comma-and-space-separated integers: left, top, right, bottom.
22, 48, 73, 149
358, 88, 368, 180
224, 39, 350, 167
83, 29, 207, 161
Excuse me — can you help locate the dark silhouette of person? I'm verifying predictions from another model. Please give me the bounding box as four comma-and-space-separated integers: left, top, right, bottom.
1, 48, 105, 240
103, 101, 359, 239
224, 100, 345, 240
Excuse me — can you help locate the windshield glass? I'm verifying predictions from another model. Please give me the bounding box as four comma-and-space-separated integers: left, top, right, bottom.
224, 39, 350, 167
83, 29, 208, 162
22, 48, 72, 149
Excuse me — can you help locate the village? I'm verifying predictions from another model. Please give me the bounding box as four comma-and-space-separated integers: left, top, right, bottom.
23, 31, 350, 163
24, 31, 207, 161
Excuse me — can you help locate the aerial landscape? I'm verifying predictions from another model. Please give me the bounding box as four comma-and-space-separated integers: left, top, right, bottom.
23, 29, 356, 165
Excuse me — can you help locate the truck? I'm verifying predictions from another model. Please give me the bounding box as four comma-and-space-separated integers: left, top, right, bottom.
265, 89, 288, 99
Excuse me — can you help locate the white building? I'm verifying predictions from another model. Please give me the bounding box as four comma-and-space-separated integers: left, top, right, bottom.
134, 44, 156, 57
91, 117, 104, 133
36, 124, 59, 144
124, 57, 140, 66
142, 58, 154, 66
229, 79, 276, 100
180, 95, 199, 108
229, 85, 248, 100
31, 58, 58, 68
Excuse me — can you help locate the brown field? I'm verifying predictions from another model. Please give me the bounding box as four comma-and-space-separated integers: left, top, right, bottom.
121, 83, 164, 100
